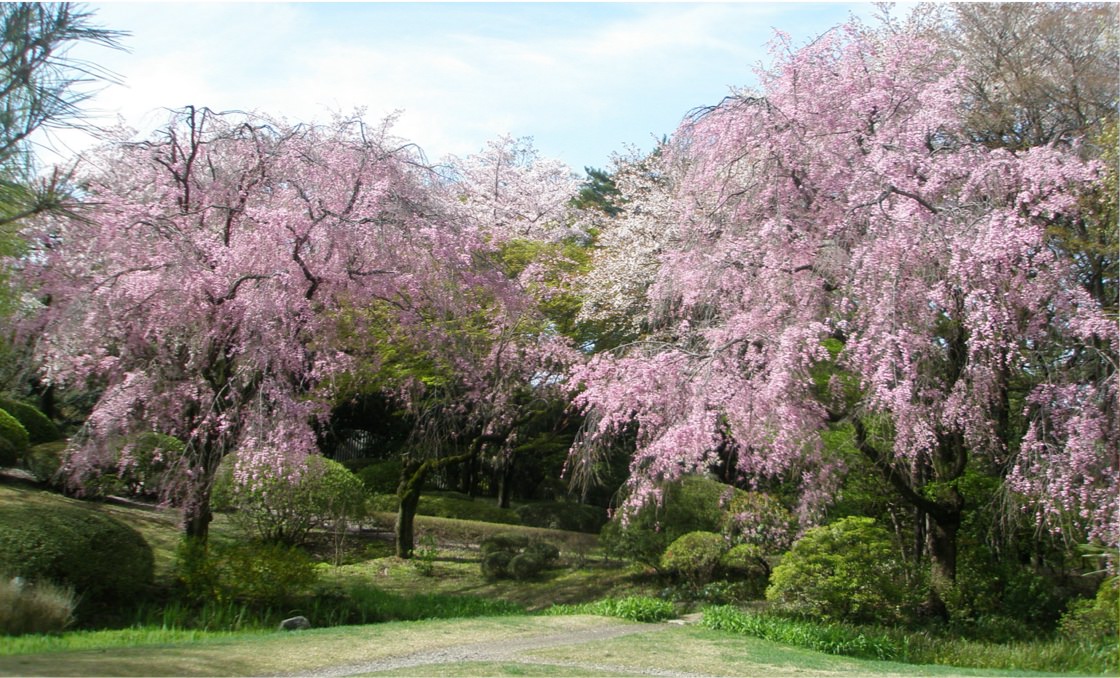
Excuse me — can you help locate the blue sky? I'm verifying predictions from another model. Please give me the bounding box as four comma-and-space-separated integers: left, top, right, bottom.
56, 2, 875, 173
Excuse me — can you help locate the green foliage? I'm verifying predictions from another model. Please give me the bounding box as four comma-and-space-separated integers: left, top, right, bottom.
0, 575, 76, 635
174, 539, 319, 607
719, 543, 770, 599
603, 475, 744, 569
766, 516, 908, 625
702, 605, 1117, 674
0, 502, 154, 608
545, 595, 676, 623
1059, 578, 1119, 643
23, 440, 67, 485
0, 406, 29, 466
0, 397, 60, 445
355, 458, 403, 494
515, 501, 606, 533
412, 534, 438, 577
213, 453, 367, 545
660, 531, 725, 588
478, 533, 559, 580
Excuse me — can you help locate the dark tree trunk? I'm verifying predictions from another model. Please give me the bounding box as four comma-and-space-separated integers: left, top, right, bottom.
396, 460, 426, 558
497, 456, 515, 509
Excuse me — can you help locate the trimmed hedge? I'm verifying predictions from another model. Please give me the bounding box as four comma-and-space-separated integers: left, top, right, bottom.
0, 408, 30, 467
0, 502, 154, 607
0, 397, 61, 445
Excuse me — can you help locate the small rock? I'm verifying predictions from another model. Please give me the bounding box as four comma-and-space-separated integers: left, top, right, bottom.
280, 615, 311, 631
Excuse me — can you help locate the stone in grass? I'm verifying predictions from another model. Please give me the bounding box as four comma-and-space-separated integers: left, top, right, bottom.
280, 615, 311, 631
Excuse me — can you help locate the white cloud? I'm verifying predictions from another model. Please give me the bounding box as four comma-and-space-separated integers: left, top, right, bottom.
44, 2, 871, 171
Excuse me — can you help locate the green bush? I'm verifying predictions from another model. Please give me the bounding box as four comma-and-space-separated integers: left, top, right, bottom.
766, 516, 907, 625
24, 441, 67, 485
479, 533, 559, 580
719, 543, 771, 598
515, 501, 607, 532
355, 459, 403, 495
213, 452, 367, 545
943, 545, 1066, 635
602, 475, 740, 569
0, 503, 154, 608
1059, 578, 1119, 642
174, 539, 319, 607
0, 397, 60, 445
661, 531, 725, 588
0, 575, 76, 635
0, 408, 30, 467
117, 432, 183, 498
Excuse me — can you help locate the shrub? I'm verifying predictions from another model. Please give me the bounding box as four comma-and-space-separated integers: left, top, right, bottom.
1059, 578, 1119, 642
602, 475, 737, 568
0, 503, 154, 609
479, 533, 559, 580
0, 408, 30, 467
23, 441, 67, 486
766, 516, 907, 625
661, 531, 725, 588
515, 501, 607, 532
0, 575, 76, 635
355, 459, 403, 495
719, 543, 771, 599
213, 452, 367, 545
116, 432, 183, 498
0, 397, 61, 445
174, 539, 319, 607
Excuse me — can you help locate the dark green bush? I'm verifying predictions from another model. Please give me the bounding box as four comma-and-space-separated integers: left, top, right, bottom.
0, 408, 29, 467
719, 543, 771, 599
480, 532, 530, 555
766, 516, 907, 625
479, 533, 559, 580
661, 531, 725, 588
1059, 578, 1119, 642
515, 501, 607, 533
546, 595, 677, 623
0, 397, 60, 445
602, 475, 741, 569
355, 459, 403, 495
23, 441, 67, 485
0, 503, 154, 608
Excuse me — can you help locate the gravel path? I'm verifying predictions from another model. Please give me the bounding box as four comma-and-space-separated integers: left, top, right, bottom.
290, 619, 715, 677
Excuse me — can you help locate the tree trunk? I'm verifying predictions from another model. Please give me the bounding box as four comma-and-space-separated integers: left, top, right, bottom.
497, 457, 515, 509
924, 506, 961, 619
396, 461, 426, 558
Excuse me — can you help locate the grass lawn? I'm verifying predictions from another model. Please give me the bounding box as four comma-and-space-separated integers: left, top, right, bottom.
0, 616, 1070, 677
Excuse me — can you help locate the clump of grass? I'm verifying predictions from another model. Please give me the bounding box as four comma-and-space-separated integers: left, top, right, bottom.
545, 595, 676, 623
701, 605, 1117, 674
127, 581, 525, 632
0, 576, 77, 636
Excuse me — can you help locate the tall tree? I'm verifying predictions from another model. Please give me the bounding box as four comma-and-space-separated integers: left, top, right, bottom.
570, 23, 1116, 614
20, 107, 444, 542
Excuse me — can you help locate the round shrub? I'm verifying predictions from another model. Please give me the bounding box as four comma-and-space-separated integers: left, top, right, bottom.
24, 441, 68, 486
766, 516, 907, 624
355, 459, 403, 495
0, 408, 30, 467
481, 549, 513, 579
0, 397, 60, 445
479, 535, 560, 580
213, 451, 367, 545
661, 531, 726, 588
0, 503, 154, 607
720, 543, 771, 599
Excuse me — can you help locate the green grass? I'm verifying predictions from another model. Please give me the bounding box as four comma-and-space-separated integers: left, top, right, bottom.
544, 596, 677, 623
701, 605, 1117, 675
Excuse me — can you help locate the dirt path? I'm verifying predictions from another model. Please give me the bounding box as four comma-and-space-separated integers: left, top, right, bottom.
292, 619, 714, 677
